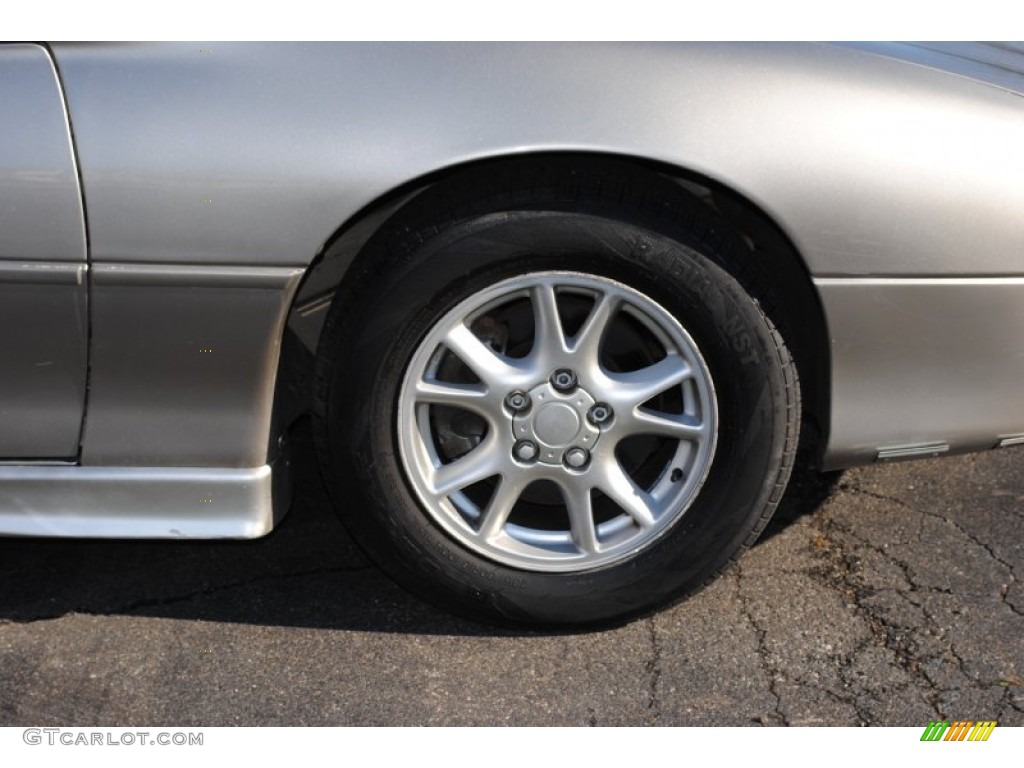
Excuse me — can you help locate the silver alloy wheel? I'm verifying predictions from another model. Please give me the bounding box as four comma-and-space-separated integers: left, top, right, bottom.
397, 271, 718, 572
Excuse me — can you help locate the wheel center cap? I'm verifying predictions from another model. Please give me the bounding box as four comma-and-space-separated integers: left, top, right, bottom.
533, 403, 580, 447
511, 380, 601, 465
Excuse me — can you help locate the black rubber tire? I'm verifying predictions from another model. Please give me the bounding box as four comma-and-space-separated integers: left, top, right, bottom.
313, 160, 799, 627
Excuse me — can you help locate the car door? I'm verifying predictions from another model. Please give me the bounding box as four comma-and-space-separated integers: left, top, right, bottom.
0, 43, 88, 458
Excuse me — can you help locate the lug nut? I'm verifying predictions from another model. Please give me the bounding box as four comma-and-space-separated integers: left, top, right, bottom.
550, 368, 578, 392
513, 440, 539, 462
505, 390, 530, 413
563, 447, 590, 469
587, 402, 613, 426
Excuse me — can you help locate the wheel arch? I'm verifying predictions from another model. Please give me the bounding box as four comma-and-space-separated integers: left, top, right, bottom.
277, 151, 831, 464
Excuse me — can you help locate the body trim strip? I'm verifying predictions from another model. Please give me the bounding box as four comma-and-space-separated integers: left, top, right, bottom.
815, 276, 1024, 286
0, 260, 84, 285
997, 435, 1024, 448
877, 443, 950, 461
91, 263, 304, 288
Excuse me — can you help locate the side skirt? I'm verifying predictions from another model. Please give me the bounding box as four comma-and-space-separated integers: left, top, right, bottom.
0, 462, 285, 539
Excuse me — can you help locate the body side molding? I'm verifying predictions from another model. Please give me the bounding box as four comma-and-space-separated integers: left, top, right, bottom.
82, 263, 303, 467
816, 276, 1024, 468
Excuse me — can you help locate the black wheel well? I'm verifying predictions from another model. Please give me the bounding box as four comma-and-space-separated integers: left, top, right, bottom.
280, 152, 830, 464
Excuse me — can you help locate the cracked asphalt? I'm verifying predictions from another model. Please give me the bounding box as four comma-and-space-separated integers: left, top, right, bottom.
0, 421, 1020, 726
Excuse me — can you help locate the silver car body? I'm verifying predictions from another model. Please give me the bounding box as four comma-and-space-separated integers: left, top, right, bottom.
1, 41, 1022, 537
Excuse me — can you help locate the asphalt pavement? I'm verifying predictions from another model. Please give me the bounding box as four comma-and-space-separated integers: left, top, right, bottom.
1, 422, 1021, 726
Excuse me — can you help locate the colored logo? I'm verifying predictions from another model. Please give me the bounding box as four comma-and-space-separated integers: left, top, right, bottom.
920, 721, 997, 741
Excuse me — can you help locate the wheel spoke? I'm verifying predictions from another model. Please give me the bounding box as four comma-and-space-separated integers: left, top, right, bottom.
430, 438, 504, 497
443, 323, 525, 389
414, 379, 494, 418
595, 456, 657, 529
619, 408, 708, 441
562, 483, 599, 554
530, 282, 568, 360
477, 475, 523, 540
570, 291, 619, 366
605, 352, 691, 406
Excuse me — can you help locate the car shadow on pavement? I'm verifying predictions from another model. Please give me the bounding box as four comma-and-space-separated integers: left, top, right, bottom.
0, 419, 842, 636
